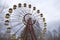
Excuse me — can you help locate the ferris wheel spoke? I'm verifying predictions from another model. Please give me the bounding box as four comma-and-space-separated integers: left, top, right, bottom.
11, 14, 22, 17
10, 17, 23, 20
10, 19, 22, 22
19, 12, 24, 17
0, 21, 4, 23
0, 19, 4, 21
0, 6, 5, 14
15, 10, 23, 17
18, 9, 25, 16
32, 12, 36, 17
21, 9, 26, 14
10, 20, 20, 22
35, 25, 40, 29
15, 25, 24, 34
11, 15, 23, 18
24, 9, 29, 14
11, 22, 23, 28
35, 17, 42, 21
10, 21, 20, 22
34, 25, 40, 30
10, 20, 22, 22
34, 14, 40, 17
33, 25, 41, 33
20, 9, 29, 16
18, 14, 23, 17
21, 8, 31, 15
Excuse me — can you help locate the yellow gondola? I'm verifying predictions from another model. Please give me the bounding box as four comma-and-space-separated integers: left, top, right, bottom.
6, 27, 11, 33
13, 5, 17, 9
11, 34, 16, 40
5, 13, 10, 18
37, 10, 40, 13
44, 22, 47, 27
33, 7, 36, 10
4, 20, 9, 25
18, 37, 23, 40
28, 4, 31, 8
43, 28, 47, 33
40, 13, 43, 17
8, 8, 13, 13
18, 3, 21, 7
24, 3, 27, 7
43, 18, 45, 22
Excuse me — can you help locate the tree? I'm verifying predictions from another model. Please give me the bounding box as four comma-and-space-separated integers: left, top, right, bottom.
58, 26, 60, 40
45, 31, 53, 40
53, 29, 58, 40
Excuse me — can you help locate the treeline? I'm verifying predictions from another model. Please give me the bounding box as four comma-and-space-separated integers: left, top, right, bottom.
44, 26, 60, 40
0, 26, 60, 40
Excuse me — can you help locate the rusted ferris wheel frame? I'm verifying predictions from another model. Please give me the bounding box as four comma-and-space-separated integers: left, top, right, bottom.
4, 3, 47, 40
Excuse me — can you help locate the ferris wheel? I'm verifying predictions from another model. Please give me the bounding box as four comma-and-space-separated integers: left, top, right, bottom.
3, 3, 47, 40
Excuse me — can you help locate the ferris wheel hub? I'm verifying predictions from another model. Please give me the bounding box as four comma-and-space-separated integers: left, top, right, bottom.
23, 13, 32, 23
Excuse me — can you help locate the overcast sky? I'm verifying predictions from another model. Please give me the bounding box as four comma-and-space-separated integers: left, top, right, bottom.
0, 0, 60, 32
